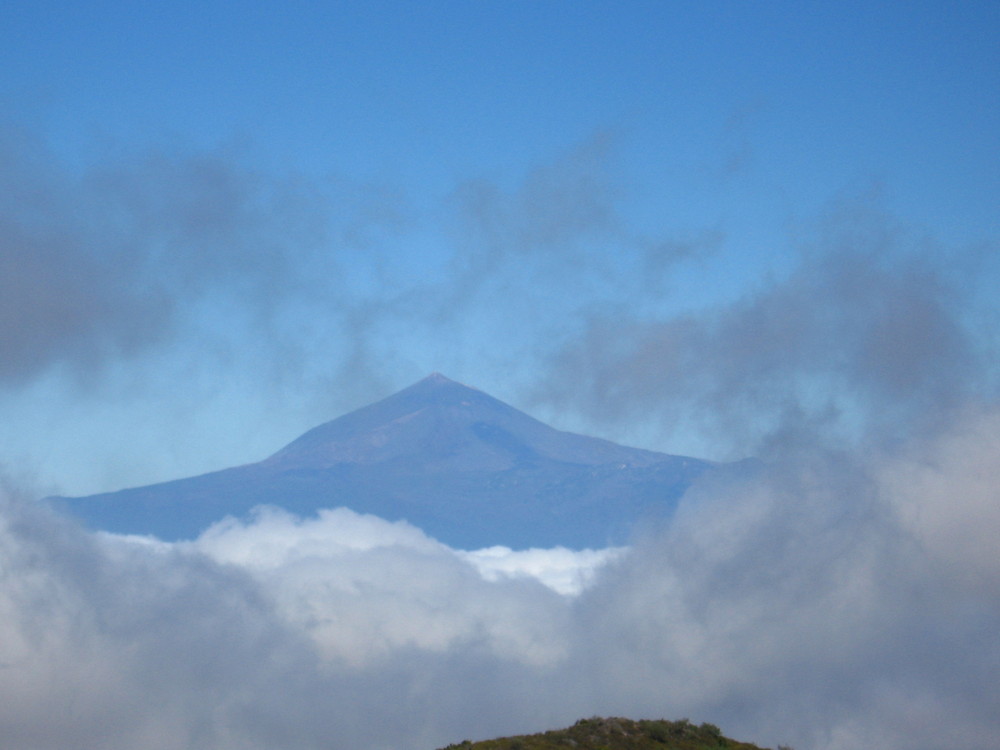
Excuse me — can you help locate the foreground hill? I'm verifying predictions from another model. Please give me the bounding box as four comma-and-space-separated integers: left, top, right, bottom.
57, 374, 722, 549
437, 717, 773, 750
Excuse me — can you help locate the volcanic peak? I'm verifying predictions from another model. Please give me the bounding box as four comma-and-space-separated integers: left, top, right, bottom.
264, 373, 666, 472
57, 373, 719, 547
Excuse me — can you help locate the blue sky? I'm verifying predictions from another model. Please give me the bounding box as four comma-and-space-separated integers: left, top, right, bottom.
1, 1, 998, 494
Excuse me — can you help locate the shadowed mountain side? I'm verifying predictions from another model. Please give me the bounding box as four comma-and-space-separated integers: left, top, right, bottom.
56, 374, 719, 549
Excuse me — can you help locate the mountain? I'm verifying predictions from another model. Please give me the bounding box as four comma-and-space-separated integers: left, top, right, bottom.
56, 374, 717, 549
435, 716, 771, 750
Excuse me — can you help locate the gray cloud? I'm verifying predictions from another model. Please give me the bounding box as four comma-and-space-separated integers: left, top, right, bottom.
0, 128, 168, 385
531, 196, 988, 459
4, 398, 1000, 750
0, 123, 396, 391
0, 488, 315, 750
583, 431, 1000, 749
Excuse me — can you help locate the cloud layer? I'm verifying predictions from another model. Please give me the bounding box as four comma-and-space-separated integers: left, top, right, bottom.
4, 398, 999, 750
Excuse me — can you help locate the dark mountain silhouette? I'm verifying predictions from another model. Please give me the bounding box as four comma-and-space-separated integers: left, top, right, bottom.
57, 374, 718, 549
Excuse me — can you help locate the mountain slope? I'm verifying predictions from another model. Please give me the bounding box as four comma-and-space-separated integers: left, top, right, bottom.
57, 374, 716, 549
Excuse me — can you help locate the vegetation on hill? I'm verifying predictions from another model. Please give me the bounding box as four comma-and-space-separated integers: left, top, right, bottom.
437, 717, 784, 750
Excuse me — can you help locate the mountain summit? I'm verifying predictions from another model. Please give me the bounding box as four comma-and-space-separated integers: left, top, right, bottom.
58, 375, 714, 548
267, 373, 672, 473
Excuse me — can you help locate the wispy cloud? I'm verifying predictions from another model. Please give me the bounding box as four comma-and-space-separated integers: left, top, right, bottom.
0, 126, 169, 385
0, 121, 418, 396
531, 195, 991, 459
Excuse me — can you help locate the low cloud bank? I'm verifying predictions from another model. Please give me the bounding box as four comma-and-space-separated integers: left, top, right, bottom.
188, 507, 575, 667
4, 405, 999, 750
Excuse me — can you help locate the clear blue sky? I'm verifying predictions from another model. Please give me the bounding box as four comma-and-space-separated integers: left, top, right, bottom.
1, 1, 998, 494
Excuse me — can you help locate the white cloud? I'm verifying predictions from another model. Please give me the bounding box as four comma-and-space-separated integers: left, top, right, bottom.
458, 544, 626, 596
187, 506, 575, 667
